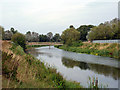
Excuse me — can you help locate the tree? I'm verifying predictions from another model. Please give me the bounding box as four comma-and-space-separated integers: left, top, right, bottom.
47, 32, 53, 42
31, 32, 39, 42
26, 31, 31, 34
4, 30, 13, 40
10, 27, 18, 34
69, 25, 75, 29
25, 31, 39, 42
61, 27, 80, 46
77, 25, 95, 41
39, 34, 49, 42
87, 18, 120, 41
0, 26, 5, 40
25, 31, 31, 42
11, 33, 26, 51
52, 33, 61, 42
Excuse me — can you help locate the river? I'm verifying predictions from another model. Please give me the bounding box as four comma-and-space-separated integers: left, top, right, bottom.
28, 46, 120, 88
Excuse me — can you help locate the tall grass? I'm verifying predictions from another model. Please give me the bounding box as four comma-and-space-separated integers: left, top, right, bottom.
2, 42, 82, 88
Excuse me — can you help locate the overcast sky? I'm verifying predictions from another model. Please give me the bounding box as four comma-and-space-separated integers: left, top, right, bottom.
0, 0, 119, 35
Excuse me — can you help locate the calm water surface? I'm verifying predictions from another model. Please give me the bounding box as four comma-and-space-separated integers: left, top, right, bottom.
28, 46, 120, 88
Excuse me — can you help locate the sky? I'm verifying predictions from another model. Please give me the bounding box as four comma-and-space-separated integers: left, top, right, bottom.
0, 0, 119, 35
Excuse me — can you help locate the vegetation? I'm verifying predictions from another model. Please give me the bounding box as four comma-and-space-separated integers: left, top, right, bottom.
1, 17, 120, 88
47, 32, 53, 42
25, 31, 39, 42
11, 33, 26, 51
2, 41, 82, 88
61, 26, 80, 46
0, 25, 4, 40
39, 34, 49, 42
88, 77, 108, 88
56, 42, 120, 59
52, 33, 61, 42
10, 27, 18, 34
77, 25, 95, 41
87, 18, 120, 41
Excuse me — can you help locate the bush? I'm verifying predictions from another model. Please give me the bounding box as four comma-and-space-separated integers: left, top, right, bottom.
11, 33, 26, 51
71, 40, 83, 47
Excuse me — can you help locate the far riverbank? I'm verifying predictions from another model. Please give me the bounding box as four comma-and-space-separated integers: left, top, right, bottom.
55, 42, 120, 59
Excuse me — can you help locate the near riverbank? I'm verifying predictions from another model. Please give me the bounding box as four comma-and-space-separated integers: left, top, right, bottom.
55, 42, 120, 59
2, 41, 82, 88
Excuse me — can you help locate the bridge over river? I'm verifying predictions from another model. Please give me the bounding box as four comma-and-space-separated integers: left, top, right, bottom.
27, 42, 63, 46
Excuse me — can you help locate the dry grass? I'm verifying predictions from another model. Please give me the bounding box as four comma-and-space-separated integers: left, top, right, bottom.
2, 41, 82, 88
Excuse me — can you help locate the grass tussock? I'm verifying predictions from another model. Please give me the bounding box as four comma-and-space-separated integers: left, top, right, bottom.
2, 41, 82, 88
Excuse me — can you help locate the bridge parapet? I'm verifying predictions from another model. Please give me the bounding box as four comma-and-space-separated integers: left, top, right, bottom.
27, 42, 63, 46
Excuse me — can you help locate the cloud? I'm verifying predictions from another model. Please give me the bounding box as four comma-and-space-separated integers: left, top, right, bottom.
0, 0, 118, 34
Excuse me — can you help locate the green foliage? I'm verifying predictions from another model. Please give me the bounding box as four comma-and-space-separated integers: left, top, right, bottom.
88, 76, 108, 88
10, 27, 18, 34
71, 40, 83, 47
0, 25, 5, 40
77, 25, 95, 41
54, 45, 62, 48
52, 33, 61, 42
47, 32, 53, 41
3, 43, 82, 88
87, 18, 120, 41
10, 44, 25, 56
39, 34, 49, 42
25, 31, 39, 42
11, 33, 26, 51
61, 27, 80, 46
57, 43, 120, 59
69, 25, 75, 29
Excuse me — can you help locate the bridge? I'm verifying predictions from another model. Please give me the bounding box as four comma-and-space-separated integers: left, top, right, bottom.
27, 42, 63, 46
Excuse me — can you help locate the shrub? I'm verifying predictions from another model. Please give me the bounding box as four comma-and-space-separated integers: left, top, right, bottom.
11, 33, 26, 51
71, 40, 83, 47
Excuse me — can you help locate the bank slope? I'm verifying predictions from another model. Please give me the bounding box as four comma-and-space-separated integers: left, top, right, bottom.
2, 41, 82, 88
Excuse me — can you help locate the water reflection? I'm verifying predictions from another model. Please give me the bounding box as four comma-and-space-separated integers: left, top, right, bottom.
28, 46, 120, 88
62, 57, 120, 80
27, 47, 53, 58
62, 57, 90, 70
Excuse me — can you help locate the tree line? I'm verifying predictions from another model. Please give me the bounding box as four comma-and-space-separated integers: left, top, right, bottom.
61, 18, 120, 46
0, 27, 61, 42
0, 18, 119, 47
87, 18, 120, 41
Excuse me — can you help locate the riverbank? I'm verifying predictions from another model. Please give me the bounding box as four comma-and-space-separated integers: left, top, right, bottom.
55, 42, 120, 59
26, 45, 48, 48
2, 41, 82, 88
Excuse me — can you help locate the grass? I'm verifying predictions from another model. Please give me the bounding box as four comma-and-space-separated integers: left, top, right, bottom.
55, 42, 120, 59
2, 42, 82, 88
88, 76, 108, 89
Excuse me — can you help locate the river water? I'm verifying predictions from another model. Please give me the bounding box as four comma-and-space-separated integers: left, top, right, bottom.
28, 46, 120, 88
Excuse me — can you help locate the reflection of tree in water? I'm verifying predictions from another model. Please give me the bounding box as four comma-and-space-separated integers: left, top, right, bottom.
27, 48, 53, 58
62, 57, 90, 70
27, 48, 40, 57
89, 64, 120, 80
62, 57, 120, 80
